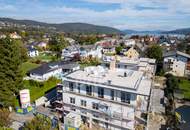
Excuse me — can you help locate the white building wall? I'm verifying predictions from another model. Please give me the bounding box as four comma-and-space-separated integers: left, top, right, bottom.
63, 92, 135, 129
30, 68, 62, 81
62, 81, 150, 130
28, 50, 39, 57
164, 55, 187, 76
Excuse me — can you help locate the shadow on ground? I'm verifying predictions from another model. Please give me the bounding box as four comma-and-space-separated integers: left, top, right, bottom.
175, 105, 190, 130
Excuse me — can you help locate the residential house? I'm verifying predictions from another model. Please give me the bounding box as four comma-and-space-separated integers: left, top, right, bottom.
163, 51, 190, 76
102, 56, 156, 78
9, 32, 21, 39
61, 45, 79, 59
37, 42, 48, 49
124, 39, 136, 47
29, 61, 80, 81
80, 45, 103, 59
123, 47, 140, 59
55, 64, 155, 130
65, 38, 76, 45
27, 46, 39, 57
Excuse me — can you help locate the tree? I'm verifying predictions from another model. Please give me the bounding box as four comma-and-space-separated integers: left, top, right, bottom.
146, 45, 163, 62
165, 74, 179, 98
0, 38, 25, 106
0, 108, 11, 128
115, 46, 123, 55
23, 115, 57, 130
49, 34, 69, 59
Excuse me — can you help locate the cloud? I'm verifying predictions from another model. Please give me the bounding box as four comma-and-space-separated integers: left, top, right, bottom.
81, 0, 127, 4
0, 0, 189, 30
0, 4, 17, 12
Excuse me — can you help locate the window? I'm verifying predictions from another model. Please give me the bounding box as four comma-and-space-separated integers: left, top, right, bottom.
70, 97, 75, 104
86, 85, 92, 96
98, 87, 104, 98
121, 92, 130, 104
111, 90, 114, 100
71, 107, 76, 111
92, 103, 99, 110
78, 85, 80, 93
81, 100, 87, 107
93, 114, 99, 118
69, 82, 74, 91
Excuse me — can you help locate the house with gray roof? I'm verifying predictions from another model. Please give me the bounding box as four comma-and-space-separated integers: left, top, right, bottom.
29, 61, 80, 81
163, 51, 190, 76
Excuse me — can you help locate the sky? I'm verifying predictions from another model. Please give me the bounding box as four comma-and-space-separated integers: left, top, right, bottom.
0, 0, 190, 31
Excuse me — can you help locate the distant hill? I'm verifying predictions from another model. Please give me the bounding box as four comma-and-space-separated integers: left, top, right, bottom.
0, 18, 122, 34
123, 29, 162, 35
163, 28, 190, 35
124, 28, 190, 35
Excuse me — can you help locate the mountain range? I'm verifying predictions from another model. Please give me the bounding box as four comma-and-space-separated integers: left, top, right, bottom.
0, 18, 190, 35
0, 18, 122, 34
124, 28, 190, 35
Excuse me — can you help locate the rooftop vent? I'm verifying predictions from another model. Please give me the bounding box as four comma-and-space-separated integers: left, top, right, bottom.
107, 80, 112, 85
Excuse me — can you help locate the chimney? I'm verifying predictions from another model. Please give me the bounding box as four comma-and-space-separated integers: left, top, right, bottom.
109, 58, 116, 71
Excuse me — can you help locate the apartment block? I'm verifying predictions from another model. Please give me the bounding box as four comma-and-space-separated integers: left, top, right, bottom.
56, 63, 155, 130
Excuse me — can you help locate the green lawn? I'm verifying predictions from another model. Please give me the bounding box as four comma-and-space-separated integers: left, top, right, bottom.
36, 52, 54, 62
21, 62, 40, 75
179, 79, 190, 100
23, 78, 61, 102
15, 78, 61, 107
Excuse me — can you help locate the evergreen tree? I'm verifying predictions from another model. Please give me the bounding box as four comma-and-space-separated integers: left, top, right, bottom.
23, 115, 57, 130
146, 45, 163, 62
49, 34, 69, 59
0, 38, 25, 106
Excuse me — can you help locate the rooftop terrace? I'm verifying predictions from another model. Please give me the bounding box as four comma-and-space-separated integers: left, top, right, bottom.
64, 66, 152, 96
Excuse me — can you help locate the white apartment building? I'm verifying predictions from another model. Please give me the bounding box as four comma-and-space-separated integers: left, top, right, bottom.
102, 56, 156, 78
163, 51, 190, 77
58, 63, 154, 130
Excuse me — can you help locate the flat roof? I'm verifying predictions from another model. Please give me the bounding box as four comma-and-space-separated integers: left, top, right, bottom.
103, 56, 156, 65
65, 66, 152, 96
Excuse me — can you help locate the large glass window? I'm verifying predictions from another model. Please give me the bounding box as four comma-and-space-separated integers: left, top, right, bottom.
92, 103, 99, 110
111, 89, 114, 100
77, 84, 80, 93
70, 97, 75, 104
69, 82, 74, 91
121, 92, 130, 104
81, 100, 87, 107
98, 87, 104, 98
86, 85, 92, 96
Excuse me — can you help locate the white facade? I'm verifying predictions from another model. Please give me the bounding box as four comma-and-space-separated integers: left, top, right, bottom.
163, 55, 188, 77
124, 39, 136, 47
102, 56, 156, 78
80, 46, 103, 59
28, 49, 39, 57
30, 68, 62, 81
62, 48, 79, 59
60, 66, 154, 130
30, 65, 80, 81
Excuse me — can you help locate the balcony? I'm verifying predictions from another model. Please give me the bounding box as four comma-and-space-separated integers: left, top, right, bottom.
66, 108, 134, 130
65, 90, 133, 108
